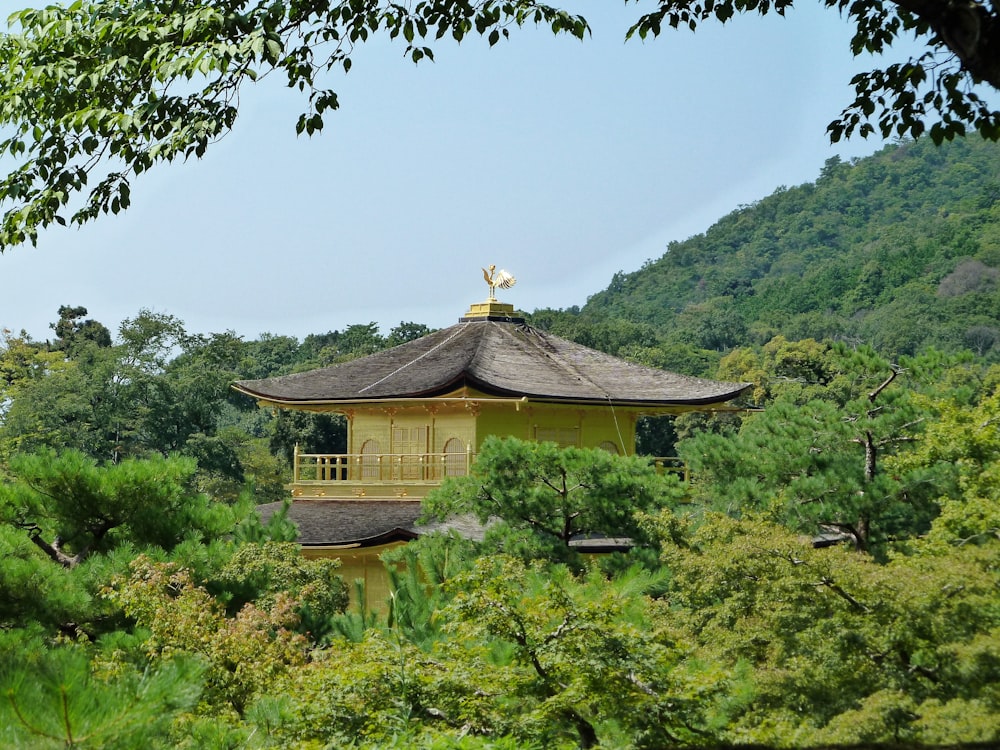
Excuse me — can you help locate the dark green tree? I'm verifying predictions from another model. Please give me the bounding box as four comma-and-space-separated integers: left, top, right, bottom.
423, 436, 686, 564
679, 342, 937, 553
236, 332, 301, 380
49, 305, 112, 353
0, 526, 89, 630
269, 410, 346, 465
386, 321, 433, 347
0, 638, 205, 749
0, 448, 246, 636
141, 330, 246, 480
0, 450, 232, 570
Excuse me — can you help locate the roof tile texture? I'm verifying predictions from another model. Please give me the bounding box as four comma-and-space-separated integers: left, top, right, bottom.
235, 320, 748, 406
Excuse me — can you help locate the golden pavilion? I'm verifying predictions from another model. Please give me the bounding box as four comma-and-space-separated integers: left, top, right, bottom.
232, 271, 749, 597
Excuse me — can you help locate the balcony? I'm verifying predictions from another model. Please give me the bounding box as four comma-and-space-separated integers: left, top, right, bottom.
290, 446, 687, 500
291, 446, 474, 500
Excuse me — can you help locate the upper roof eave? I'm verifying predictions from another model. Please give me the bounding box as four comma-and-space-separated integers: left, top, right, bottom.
234, 389, 752, 412
232, 319, 751, 407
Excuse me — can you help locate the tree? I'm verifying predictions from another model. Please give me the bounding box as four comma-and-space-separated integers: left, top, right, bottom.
0, 637, 205, 750
140, 329, 247, 480
3, 1, 1000, 251
386, 321, 433, 347
1, 309, 188, 462
679, 342, 937, 553
0, 329, 68, 458
439, 556, 717, 748
2, 308, 256, 481
887, 380, 1000, 547
0, 525, 90, 630
257, 554, 719, 749
423, 436, 686, 564
212, 541, 349, 643
0, 447, 260, 638
48, 305, 112, 353
0, 0, 586, 249
105, 556, 310, 717
268, 409, 346, 465
0, 450, 232, 570
642, 509, 1000, 746
235, 332, 301, 380
629, 0, 1000, 145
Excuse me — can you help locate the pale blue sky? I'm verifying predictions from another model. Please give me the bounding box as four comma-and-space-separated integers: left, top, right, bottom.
2, 3, 925, 341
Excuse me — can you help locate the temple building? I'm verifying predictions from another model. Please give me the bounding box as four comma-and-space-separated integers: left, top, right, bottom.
233, 271, 749, 599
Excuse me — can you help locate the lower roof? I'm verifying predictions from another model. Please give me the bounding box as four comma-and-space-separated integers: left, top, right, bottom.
258, 499, 634, 553
256, 499, 482, 547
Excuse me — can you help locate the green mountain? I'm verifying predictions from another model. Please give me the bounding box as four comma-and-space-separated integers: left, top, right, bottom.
566, 137, 1000, 359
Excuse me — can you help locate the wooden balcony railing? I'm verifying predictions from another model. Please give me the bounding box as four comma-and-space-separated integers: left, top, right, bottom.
293, 446, 475, 484
293, 447, 687, 485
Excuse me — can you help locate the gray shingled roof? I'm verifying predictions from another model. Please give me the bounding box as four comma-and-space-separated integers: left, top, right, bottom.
234, 319, 749, 406
256, 499, 486, 547
256, 499, 632, 552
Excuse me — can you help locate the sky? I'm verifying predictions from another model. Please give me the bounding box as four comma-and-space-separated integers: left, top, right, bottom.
1, 3, 922, 342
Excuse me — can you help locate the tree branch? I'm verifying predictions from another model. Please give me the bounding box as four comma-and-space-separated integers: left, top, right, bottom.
627, 671, 660, 697
543, 615, 575, 645
868, 366, 900, 403
20, 520, 111, 569
22, 525, 77, 567
817, 575, 871, 613
890, 0, 1000, 89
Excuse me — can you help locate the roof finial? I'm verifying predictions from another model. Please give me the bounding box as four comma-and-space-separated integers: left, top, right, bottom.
482, 264, 516, 301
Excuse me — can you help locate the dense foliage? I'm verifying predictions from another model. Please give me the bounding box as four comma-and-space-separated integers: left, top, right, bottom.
3, 314, 999, 746
3, 139, 1000, 747
631, 0, 1000, 145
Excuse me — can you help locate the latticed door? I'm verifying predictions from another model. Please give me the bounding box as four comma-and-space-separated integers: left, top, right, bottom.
359, 439, 382, 480
443, 437, 468, 477
392, 426, 428, 480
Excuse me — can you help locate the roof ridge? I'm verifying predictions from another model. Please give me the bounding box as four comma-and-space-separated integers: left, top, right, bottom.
467, 321, 497, 373
358, 323, 471, 394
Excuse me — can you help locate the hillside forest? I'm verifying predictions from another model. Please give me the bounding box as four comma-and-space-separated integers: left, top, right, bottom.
1, 137, 999, 748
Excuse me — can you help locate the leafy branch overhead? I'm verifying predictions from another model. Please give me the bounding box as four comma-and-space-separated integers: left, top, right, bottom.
0, 0, 587, 249
2, 0, 1000, 250
628, 0, 1000, 144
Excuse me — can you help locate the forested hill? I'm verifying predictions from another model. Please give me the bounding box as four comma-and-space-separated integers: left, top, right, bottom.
575, 136, 1000, 358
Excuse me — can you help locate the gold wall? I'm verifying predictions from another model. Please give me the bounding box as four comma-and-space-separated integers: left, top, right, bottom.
346, 405, 477, 456
475, 400, 637, 455
304, 542, 406, 612
342, 396, 639, 457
